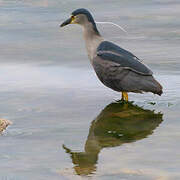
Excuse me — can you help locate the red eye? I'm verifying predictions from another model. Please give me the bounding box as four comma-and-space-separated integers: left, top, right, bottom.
71, 16, 75, 21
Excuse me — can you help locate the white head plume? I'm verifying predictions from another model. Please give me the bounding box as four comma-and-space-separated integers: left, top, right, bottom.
95, 21, 127, 34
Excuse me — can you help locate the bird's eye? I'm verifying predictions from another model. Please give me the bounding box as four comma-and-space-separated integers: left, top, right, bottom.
71, 16, 75, 21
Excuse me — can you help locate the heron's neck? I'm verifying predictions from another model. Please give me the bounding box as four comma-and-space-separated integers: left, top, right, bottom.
83, 23, 104, 61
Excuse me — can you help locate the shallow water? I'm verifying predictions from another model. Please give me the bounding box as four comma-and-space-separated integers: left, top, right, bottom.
0, 0, 180, 180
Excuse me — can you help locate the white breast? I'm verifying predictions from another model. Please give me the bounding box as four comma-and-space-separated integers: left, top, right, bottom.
82, 23, 104, 62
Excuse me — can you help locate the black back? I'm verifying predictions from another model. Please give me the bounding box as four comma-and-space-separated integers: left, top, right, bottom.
97, 41, 153, 75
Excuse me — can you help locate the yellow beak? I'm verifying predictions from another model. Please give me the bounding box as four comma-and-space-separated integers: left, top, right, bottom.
60, 16, 75, 27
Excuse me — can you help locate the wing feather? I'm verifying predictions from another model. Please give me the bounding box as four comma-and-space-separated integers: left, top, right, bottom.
97, 41, 153, 76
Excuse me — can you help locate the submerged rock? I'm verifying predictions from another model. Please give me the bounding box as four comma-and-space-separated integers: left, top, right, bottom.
0, 119, 12, 133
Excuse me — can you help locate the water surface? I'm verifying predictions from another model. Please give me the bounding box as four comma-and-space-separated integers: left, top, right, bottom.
0, 0, 180, 179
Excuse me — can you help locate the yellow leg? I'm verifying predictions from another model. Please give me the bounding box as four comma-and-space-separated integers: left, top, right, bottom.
121, 92, 128, 101
121, 92, 124, 101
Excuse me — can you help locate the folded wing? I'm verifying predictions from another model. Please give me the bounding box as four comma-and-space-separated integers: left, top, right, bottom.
97, 41, 153, 76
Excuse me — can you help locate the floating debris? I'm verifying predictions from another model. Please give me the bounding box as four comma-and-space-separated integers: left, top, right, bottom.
0, 119, 12, 133
148, 102, 156, 105
168, 102, 173, 107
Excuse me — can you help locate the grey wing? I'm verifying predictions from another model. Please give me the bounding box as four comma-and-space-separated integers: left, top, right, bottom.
97, 41, 153, 76
92, 56, 162, 95
92, 41, 162, 94
92, 56, 128, 92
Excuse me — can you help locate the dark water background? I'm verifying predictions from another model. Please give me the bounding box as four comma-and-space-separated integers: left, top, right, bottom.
0, 0, 180, 179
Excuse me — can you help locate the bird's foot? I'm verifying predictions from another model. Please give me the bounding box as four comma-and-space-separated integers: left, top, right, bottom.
121, 92, 128, 102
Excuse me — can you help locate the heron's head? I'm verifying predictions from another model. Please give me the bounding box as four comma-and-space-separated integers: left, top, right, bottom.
60, 8, 99, 35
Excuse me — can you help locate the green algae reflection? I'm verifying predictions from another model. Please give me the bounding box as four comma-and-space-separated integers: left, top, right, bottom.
63, 101, 163, 176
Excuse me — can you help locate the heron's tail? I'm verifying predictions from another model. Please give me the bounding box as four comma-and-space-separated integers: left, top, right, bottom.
139, 75, 163, 96
155, 80, 163, 96
150, 77, 163, 96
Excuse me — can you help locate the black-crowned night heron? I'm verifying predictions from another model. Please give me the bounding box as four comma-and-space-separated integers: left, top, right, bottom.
60, 8, 163, 101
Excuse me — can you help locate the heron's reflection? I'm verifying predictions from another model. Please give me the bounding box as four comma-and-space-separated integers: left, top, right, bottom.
63, 101, 163, 175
